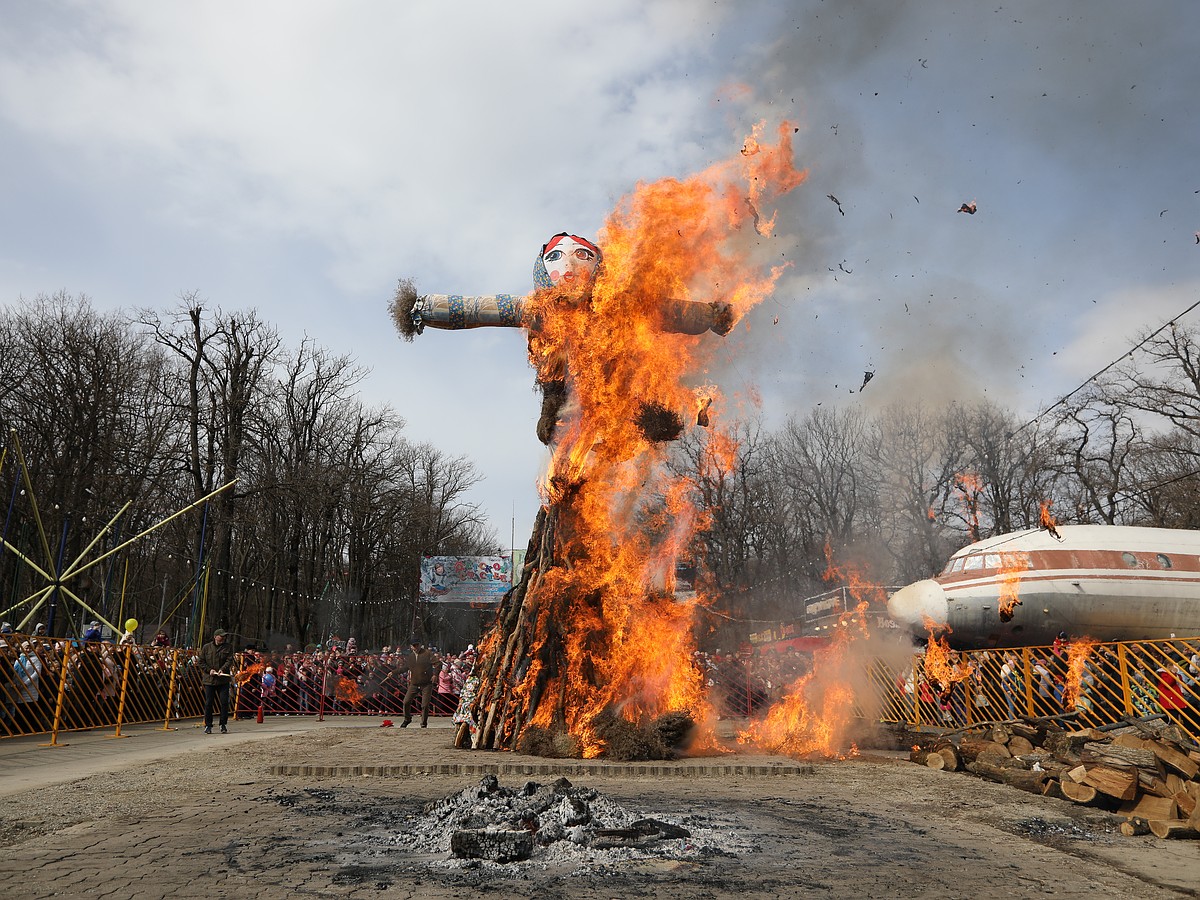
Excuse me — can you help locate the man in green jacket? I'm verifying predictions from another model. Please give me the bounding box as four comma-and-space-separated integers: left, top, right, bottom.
199, 629, 236, 734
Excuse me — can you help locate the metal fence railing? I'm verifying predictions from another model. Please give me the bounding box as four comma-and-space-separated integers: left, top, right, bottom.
1, 640, 470, 739
868, 636, 1200, 743
1, 635, 203, 742
5, 633, 1196, 746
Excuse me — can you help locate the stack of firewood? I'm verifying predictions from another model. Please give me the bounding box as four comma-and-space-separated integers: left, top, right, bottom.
909, 717, 1200, 839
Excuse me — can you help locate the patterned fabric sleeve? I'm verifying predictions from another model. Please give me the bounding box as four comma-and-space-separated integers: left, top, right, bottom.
413, 294, 525, 331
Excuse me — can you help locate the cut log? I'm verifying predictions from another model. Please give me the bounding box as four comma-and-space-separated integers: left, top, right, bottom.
1060, 780, 1099, 804
1007, 735, 1035, 756
1009, 722, 1046, 744
1146, 739, 1200, 780
1120, 816, 1151, 837
936, 745, 961, 772
966, 759, 1049, 794
1120, 794, 1177, 822
1165, 773, 1186, 795
1017, 753, 1056, 777
1157, 724, 1187, 745
910, 749, 946, 769
1112, 732, 1148, 750
1044, 729, 1103, 758
1112, 733, 1200, 779
1149, 820, 1200, 840
1041, 779, 1063, 799
1035, 757, 1072, 779
1000, 754, 1033, 770
1065, 764, 1088, 784
959, 736, 1011, 762
976, 749, 1013, 768
1174, 790, 1196, 819
1140, 775, 1173, 798
1082, 741, 1158, 769
986, 724, 1012, 745
1082, 764, 1138, 801
1098, 713, 1167, 734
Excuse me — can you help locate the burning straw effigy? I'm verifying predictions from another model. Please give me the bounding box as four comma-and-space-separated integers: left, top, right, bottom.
391, 123, 806, 759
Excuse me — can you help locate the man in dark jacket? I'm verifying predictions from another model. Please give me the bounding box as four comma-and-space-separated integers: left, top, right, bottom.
199, 629, 236, 734
401, 639, 439, 728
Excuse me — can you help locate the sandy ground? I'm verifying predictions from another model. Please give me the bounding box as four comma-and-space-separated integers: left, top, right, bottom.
0, 721, 1197, 899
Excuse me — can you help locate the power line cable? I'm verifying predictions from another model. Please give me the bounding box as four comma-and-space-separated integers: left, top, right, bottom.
1012, 295, 1200, 437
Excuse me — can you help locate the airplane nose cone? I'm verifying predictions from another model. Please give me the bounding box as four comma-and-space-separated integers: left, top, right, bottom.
887, 579, 949, 628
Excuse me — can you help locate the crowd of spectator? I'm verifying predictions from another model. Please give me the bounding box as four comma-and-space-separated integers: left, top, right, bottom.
1, 623, 824, 734
1, 621, 204, 736
5, 619, 1197, 739
234, 640, 481, 719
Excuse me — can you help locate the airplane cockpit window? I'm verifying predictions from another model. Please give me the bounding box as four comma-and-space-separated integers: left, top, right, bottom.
1156, 553, 1173, 569
963, 555, 984, 571
1121, 552, 1138, 567
940, 556, 969, 578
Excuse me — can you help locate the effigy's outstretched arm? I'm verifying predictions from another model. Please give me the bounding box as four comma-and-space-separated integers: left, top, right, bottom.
659, 298, 736, 336
389, 279, 525, 341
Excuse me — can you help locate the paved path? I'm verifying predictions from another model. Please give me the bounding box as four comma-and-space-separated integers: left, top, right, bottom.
1, 716, 819, 797
0, 717, 367, 796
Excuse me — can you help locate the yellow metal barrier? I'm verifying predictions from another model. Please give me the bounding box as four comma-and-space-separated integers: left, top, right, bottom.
5, 631, 1197, 747
873, 636, 1200, 742
0, 635, 205, 739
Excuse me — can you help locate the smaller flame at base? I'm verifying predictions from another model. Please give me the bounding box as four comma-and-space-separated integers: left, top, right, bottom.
1063, 637, 1099, 710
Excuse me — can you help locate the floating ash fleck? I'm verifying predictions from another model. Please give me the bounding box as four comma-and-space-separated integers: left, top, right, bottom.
390, 776, 755, 875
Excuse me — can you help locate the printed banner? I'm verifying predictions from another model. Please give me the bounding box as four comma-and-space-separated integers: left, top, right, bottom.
419, 555, 516, 604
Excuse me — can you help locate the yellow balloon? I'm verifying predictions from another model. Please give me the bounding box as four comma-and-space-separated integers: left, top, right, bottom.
125, 618, 139, 633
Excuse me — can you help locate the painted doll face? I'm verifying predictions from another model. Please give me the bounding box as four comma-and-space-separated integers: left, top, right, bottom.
541, 235, 599, 287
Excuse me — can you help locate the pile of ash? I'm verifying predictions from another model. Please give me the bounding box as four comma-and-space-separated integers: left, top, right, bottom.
389, 774, 754, 874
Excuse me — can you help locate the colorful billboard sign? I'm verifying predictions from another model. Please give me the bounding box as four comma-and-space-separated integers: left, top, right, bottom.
419, 555, 518, 604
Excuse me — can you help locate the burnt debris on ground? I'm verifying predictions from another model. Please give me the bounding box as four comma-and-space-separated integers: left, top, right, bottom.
393, 775, 754, 873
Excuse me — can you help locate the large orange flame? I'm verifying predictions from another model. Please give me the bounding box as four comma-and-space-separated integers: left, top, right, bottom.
738, 546, 884, 758
997, 550, 1030, 622
1039, 500, 1061, 538
236, 662, 265, 686
1063, 637, 1099, 709
738, 634, 858, 759
510, 122, 806, 756
336, 676, 365, 706
921, 615, 972, 690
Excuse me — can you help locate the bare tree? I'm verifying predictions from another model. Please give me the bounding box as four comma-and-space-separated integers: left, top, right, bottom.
0, 293, 183, 635
869, 402, 969, 582
137, 299, 281, 635
769, 407, 880, 564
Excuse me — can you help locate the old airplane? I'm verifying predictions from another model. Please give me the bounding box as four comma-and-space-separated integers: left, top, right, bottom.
886, 524, 1200, 649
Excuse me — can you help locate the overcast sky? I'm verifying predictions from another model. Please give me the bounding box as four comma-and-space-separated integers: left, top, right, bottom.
2, 1, 1198, 546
